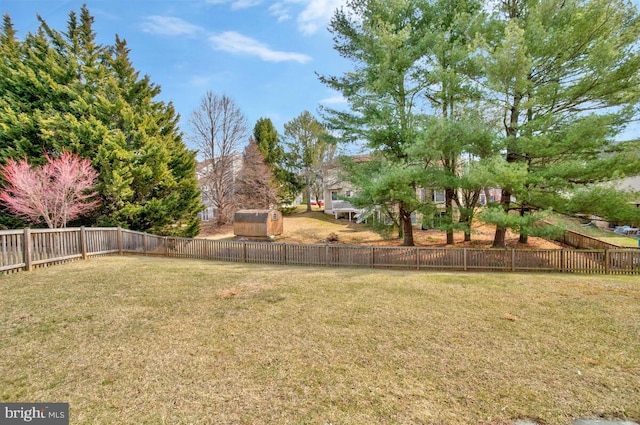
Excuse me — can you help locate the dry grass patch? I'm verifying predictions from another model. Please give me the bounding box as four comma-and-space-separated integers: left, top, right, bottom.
1, 256, 639, 424
201, 210, 562, 248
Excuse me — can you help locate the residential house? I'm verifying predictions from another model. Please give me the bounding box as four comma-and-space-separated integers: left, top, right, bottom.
196, 151, 243, 222
323, 155, 456, 226
323, 156, 367, 221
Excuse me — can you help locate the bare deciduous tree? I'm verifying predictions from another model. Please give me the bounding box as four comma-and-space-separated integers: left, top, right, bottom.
284, 111, 332, 213
190, 92, 248, 225
235, 138, 279, 210
0, 151, 99, 228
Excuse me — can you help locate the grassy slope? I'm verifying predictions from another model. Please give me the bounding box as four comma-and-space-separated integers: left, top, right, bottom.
1, 257, 639, 424
546, 215, 639, 248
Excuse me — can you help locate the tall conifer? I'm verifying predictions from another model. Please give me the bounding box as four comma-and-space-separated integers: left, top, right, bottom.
0, 6, 201, 235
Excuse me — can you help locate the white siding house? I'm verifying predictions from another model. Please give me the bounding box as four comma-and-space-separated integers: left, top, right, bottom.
196, 152, 243, 221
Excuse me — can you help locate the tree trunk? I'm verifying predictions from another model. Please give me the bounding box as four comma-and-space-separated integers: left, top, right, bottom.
493, 226, 507, 248
519, 207, 529, 244
445, 188, 455, 245
494, 91, 521, 248
492, 189, 511, 248
402, 216, 414, 246
305, 173, 312, 212
400, 204, 414, 246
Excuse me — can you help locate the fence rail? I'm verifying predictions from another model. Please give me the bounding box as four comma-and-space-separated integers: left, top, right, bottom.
556, 229, 625, 251
1, 227, 639, 275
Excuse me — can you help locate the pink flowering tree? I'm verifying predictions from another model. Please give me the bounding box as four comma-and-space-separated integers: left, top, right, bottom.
0, 151, 100, 228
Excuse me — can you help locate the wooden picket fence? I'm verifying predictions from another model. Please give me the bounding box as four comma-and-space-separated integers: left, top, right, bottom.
1, 227, 639, 275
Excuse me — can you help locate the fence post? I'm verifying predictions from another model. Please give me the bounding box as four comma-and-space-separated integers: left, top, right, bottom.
370, 246, 375, 268
511, 248, 515, 272
24, 227, 32, 272
242, 240, 247, 263
325, 245, 329, 267
80, 226, 87, 260
117, 227, 123, 255
164, 237, 168, 257
463, 248, 467, 271
561, 250, 567, 273
416, 247, 420, 270
143, 233, 148, 256
604, 249, 610, 274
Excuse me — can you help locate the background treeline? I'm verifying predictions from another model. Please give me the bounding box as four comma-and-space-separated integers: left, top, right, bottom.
321, 0, 640, 247
0, 6, 201, 236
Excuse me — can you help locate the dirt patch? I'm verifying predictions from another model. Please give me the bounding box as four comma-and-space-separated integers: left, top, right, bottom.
198, 210, 564, 249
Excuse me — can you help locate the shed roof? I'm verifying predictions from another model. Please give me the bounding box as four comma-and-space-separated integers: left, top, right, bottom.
234, 209, 279, 223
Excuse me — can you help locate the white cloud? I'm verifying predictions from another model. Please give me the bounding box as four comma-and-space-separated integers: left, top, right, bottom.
297, 0, 345, 35
141, 16, 204, 37
319, 95, 347, 105
271, 0, 346, 35
209, 31, 312, 63
269, 3, 292, 22
207, 0, 346, 35
205, 0, 263, 9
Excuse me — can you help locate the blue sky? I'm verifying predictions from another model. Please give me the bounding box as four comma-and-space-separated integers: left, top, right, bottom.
2, 0, 638, 151
1, 0, 350, 151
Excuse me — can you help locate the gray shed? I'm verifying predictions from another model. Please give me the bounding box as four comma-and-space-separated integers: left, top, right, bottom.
233, 209, 283, 239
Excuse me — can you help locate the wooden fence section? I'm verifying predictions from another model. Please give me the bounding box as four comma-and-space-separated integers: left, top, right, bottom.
1, 227, 639, 275
538, 220, 638, 251
556, 230, 623, 251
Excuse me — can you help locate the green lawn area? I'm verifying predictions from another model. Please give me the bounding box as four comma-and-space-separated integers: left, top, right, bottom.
1, 257, 639, 424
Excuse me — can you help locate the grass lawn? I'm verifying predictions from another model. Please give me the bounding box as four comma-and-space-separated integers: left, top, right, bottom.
546, 215, 640, 248
1, 257, 639, 424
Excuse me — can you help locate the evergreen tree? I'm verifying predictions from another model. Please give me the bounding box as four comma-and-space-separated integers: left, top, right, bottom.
478, 0, 640, 247
407, 0, 494, 244
94, 35, 201, 235
320, 0, 429, 245
340, 153, 429, 239
253, 118, 282, 166
252, 117, 300, 207
0, 6, 201, 236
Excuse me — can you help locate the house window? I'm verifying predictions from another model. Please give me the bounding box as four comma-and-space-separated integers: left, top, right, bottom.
432, 190, 445, 203
345, 190, 351, 198
331, 191, 338, 201
272, 213, 278, 221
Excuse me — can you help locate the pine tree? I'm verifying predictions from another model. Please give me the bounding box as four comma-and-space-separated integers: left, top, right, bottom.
320, 0, 428, 245
479, 0, 640, 247
407, 0, 492, 244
